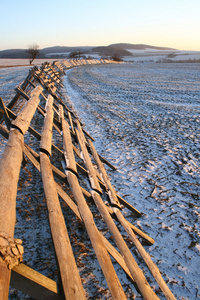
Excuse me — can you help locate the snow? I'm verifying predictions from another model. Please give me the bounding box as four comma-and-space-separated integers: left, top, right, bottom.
0, 61, 199, 299
123, 50, 200, 63
63, 62, 200, 299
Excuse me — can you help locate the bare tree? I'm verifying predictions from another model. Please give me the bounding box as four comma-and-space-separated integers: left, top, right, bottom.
27, 44, 39, 65
111, 53, 122, 62
68, 49, 83, 61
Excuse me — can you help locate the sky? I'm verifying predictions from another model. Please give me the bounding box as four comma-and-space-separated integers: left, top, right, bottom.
0, 0, 200, 51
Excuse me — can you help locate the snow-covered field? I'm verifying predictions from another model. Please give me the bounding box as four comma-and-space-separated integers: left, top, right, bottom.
0, 58, 61, 68
0, 62, 199, 299
63, 62, 200, 299
106, 49, 200, 63
124, 50, 200, 63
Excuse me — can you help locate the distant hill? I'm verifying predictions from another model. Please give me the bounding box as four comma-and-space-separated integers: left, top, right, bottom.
40, 46, 93, 57
109, 43, 177, 51
92, 46, 132, 57
0, 49, 29, 59
0, 46, 93, 59
0, 43, 177, 59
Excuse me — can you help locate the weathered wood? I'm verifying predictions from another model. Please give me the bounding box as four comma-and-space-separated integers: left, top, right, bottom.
82, 128, 95, 141
15, 87, 29, 100
66, 171, 127, 300
117, 194, 142, 217
59, 105, 77, 174
99, 235, 133, 281
91, 191, 159, 300
22, 145, 136, 281
26, 79, 36, 88
0, 129, 24, 299
67, 111, 75, 135
84, 140, 167, 298
75, 121, 116, 170
71, 133, 158, 298
0, 97, 11, 130
105, 204, 154, 245
88, 139, 141, 215
97, 152, 117, 171
76, 120, 87, 144
40, 153, 86, 299
23, 144, 91, 201
39, 101, 86, 299
0, 259, 11, 300
12, 86, 43, 134
56, 182, 135, 282
76, 128, 102, 194
87, 141, 170, 297
40, 95, 54, 156
0, 124, 9, 139
55, 183, 82, 220
11, 263, 61, 300
6, 107, 64, 159
0, 131, 24, 232
114, 209, 176, 300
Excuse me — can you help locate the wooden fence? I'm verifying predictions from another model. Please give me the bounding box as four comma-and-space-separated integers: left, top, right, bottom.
0, 59, 176, 299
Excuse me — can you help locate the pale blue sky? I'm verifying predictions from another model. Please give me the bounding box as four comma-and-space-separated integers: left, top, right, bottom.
0, 0, 200, 50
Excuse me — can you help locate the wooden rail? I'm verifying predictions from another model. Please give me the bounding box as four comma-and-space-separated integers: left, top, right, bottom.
0, 59, 176, 299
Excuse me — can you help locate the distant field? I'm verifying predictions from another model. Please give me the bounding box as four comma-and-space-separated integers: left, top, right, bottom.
0, 58, 61, 68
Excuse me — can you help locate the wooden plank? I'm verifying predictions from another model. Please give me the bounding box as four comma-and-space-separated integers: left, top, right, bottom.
76, 120, 87, 144
23, 144, 91, 201
117, 194, 142, 217
57, 182, 135, 282
0, 124, 9, 139
26, 79, 36, 88
0, 129, 24, 299
75, 121, 116, 170
0, 259, 11, 300
11, 263, 61, 300
114, 209, 176, 300
39, 100, 85, 299
99, 235, 133, 281
87, 137, 173, 297
69, 131, 158, 298
40, 153, 86, 300
55, 183, 82, 220
66, 171, 127, 300
0, 130, 24, 234
0, 97, 11, 130
6, 107, 64, 159
59, 105, 77, 174
91, 192, 159, 300
82, 128, 95, 141
105, 205, 154, 245
40, 95, 54, 156
23, 145, 134, 281
97, 153, 117, 171
12, 86, 43, 134
76, 128, 102, 194
88, 139, 141, 215
67, 111, 75, 135
15, 87, 29, 100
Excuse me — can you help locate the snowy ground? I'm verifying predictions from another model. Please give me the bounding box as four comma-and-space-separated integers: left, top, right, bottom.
63, 62, 200, 299
0, 62, 199, 299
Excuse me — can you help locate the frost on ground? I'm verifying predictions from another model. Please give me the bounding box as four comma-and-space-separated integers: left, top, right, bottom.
63, 62, 200, 299
0, 62, 199, 299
